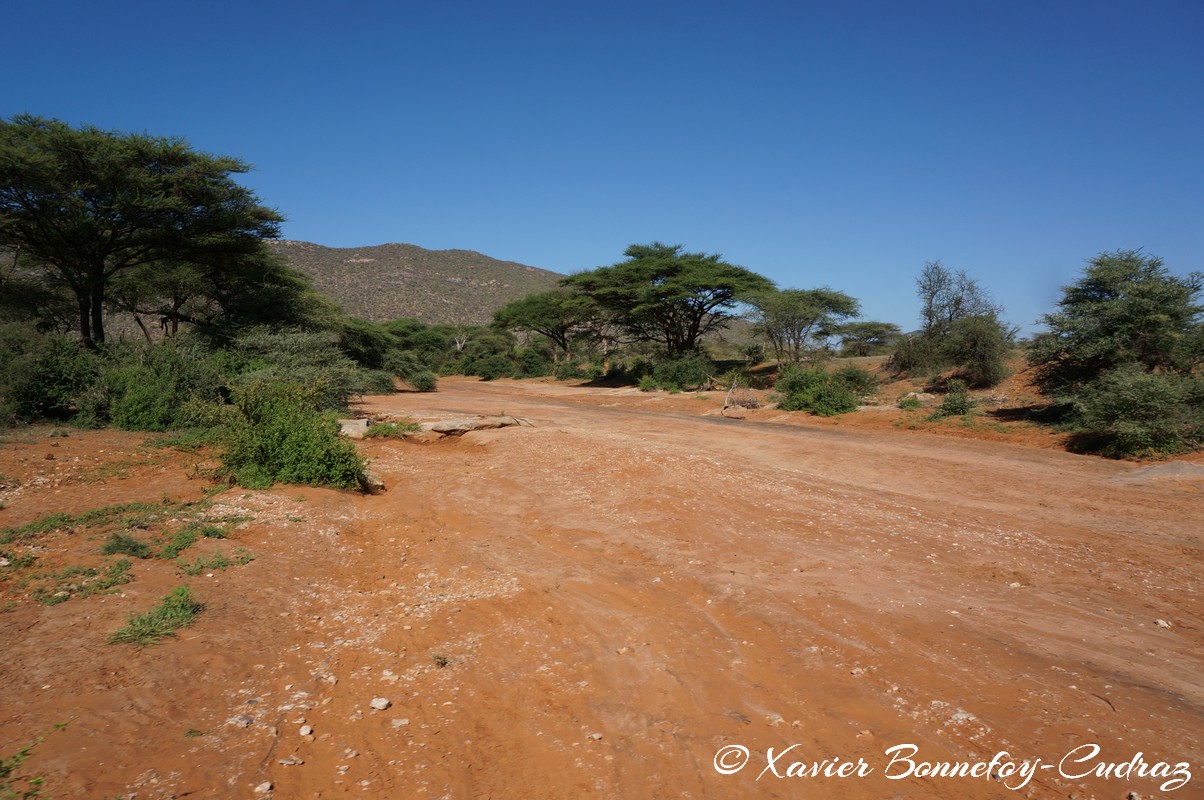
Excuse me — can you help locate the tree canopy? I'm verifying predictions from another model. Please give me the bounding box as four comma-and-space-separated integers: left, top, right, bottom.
1029, 250, 1204, 397
746, 288, 860, 363
0, 115, 283, 346
563, 243, 773, 356
493, 288, 597, 361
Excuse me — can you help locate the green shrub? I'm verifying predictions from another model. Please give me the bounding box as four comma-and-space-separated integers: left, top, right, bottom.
1072, 366, 1204, 457
513, 348, 554, 378
936, 379, 975, 416
108, 586, 203, 646
100, 340, 225, 431
887, 335, 945, 377
945, 315, 1012, 388
214, 381, 367, 490
898, 394, 922, 411
637, 375, 657, 392
229, 327, 391, 409
407, 370, 438, 392
0, 327, 99, 422
774, 365, 858, 416
101, 533, 152, 559
650, 355, 713, 391
364, 420, 422, 438
552, 361, 583, 381
832, 365, 877, 396
470, 355, 515, 381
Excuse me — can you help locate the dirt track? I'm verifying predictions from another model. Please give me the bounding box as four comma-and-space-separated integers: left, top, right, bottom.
2, 377, 1202, 799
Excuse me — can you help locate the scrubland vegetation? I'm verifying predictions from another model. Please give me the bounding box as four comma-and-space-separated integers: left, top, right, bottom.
2, 116, 1201, 464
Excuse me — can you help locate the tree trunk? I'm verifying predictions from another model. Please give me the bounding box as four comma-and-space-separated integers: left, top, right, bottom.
90, 281, 106, 345
77, 296, 94, 349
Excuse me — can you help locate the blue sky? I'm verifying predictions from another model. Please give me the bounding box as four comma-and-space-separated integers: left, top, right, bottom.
5, 1, 1202, 333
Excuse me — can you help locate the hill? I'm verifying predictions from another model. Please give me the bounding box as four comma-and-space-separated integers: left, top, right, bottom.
266, 240, 564, 326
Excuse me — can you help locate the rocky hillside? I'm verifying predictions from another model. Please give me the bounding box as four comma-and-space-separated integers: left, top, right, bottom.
266, 240, 563, 326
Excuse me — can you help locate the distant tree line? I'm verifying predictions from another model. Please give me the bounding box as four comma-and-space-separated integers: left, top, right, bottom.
2, 116, 1200, 460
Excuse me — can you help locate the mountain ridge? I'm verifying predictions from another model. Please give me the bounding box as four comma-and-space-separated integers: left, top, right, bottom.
266, 239, 564, 326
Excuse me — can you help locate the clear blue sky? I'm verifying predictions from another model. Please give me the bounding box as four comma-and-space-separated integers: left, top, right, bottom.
5, 0, 1202, 333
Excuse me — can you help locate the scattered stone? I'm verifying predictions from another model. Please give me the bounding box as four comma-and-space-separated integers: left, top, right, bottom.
766, 713, 785, 726
391, 718, 410, 728
1009, 582, 1023, 588
338, 418, 369, 438
721, 405, 748, 419
228, 715, 254, 728
362, 470, 386, 494
299, 725, 313, 736
589, 732, 603, 740
278, 755, 304, 766
254, 782, 272, 794
950, 711, 976, 723
0, 558, 10, 568
1155, 619, 1172, 629
370, 697, 392, 710
426, 415, 533, 435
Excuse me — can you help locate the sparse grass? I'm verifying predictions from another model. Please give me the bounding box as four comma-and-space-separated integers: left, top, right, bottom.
108, 586, 203, 646
0, 500, 199, 545
100, 533, 152, 559
178, 549, 253, 576
183, 728, 206, 738
32, 559, 131, 605
363, 420, 422, 438
0, 724, 65, 799
431, 652, 451, 668
158, 528, 199, 560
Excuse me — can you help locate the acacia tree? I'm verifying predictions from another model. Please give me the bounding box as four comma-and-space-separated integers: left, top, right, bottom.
1029, 250, 1204, 397
917, 260, 1002, 339
837, 321, 902, 356
0, 115, 283, 347
493, 288, 596, 361
746, 288, 860, 363
563, 242, 773, 356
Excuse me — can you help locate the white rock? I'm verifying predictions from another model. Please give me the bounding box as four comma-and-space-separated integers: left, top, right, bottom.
1156, 619, 1172, 629
254, 782, 272, 794
299, 725, 313, 736
370, 697, 392, 710
391, 718, 410, 728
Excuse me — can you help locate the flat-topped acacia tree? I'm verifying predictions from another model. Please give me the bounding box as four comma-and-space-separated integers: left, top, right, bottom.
0, 115, 283, 347
564, 242, 773, 357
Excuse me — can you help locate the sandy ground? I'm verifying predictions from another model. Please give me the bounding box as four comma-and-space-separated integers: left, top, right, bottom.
1, 376, 1201, 799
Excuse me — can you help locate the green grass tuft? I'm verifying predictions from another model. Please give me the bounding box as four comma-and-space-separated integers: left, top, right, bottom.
108, 586, 203, 646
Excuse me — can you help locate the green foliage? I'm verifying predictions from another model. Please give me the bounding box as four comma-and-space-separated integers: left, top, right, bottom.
406, 370, 438, 392
0, 115, 283, 347
837, 321, 903, 356
649, 355, 714, 391
747, 287, 860, 363
831, 365, 877, 396
33, 560, 132, 605
563, 242, 774, 356
637, 375, 657, 392
0, 728, 57, 800
494, 289, 596, 361
0, 326, 98, 421
108, 586, 203, 646
898, 394, 922, 411
1029, 250, 1204, 398
936, 379, 975, 416
214, 381, 367, 490
101, 533, 152, 559
943, 315, 1013, 388
471, 354, 516, 381
227, 327, 392, 409
159, 528, 200, 560
890, 261, 1012, 388
774, 365, 858, 416
178, 549, 253, 576
1070, 366, 1204, 457
99, 339, 225, 431
364, 420, 422, 438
